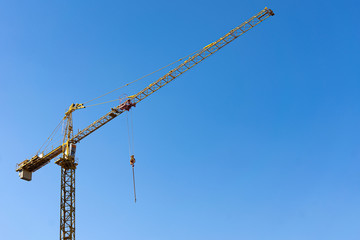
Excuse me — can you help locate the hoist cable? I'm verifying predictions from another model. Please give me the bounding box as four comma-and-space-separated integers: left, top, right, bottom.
130, 110, 134, 154
132, 165, 137, 203
126, 110, 137, 203
86, 99, 119, 108
43, 133, 62, 154
83, 49, 201, 106
37, 118, 64, 155
126, 112, 132, 157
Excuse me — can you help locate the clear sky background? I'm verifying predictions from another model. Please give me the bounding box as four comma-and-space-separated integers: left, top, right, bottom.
1, 0, 359, 240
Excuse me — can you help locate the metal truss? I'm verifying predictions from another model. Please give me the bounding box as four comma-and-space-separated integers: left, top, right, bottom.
59, 165, 76, 240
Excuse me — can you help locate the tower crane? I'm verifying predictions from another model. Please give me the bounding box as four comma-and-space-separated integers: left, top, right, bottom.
16, 7, 274, 240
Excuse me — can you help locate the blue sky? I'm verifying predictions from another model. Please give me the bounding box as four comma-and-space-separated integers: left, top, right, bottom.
1, 0, 359, 239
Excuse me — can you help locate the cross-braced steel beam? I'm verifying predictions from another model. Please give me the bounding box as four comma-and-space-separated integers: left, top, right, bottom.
59, 164, 76, 240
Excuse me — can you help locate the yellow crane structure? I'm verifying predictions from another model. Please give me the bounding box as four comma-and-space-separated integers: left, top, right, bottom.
16, 7, 274, 240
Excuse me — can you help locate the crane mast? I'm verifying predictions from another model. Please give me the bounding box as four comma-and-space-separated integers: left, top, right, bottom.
15, 7, 274, 240
53, 104, 83, 240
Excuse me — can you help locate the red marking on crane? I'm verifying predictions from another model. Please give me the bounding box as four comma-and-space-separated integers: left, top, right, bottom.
119, 99, 136, 111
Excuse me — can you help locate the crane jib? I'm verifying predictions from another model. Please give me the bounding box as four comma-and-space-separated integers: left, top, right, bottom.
16, 7, 274, 177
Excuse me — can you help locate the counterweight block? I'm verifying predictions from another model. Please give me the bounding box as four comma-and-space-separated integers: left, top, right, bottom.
19, 169, 32, 181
